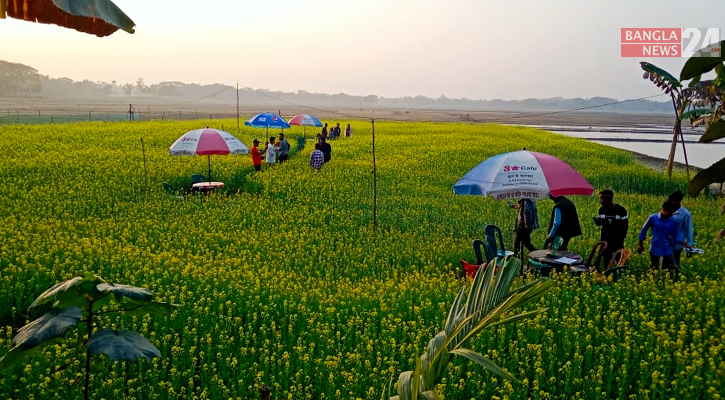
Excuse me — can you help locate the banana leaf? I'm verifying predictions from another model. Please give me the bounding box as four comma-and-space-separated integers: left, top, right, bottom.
12, 307, 82, 350
700, 119, 725, 143
0, 0, 135, 37
640, 62, 682, 88
97, 283, 153, 302
680, 108, 715, 121
688, 157, 725, 197
681, 41, 725, 81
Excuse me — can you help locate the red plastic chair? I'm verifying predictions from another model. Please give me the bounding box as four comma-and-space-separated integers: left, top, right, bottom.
460, 259, 488, 278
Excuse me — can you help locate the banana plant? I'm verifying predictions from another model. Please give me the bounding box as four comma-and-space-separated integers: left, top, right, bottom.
640, 62, 692, 179
679, 40, 725, 238
0, 273, 179, 400
383, 257, 555, 400
0, 0, 134, 37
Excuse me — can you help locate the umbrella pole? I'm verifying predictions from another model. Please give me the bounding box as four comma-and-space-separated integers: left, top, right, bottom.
207, 155, 212, 183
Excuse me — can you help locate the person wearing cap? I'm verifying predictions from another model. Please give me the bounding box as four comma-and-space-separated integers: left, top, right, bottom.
593, 189, 628, 270
250, 139, 263, 172
638, 201, 692, 280
667, 190, 694, 265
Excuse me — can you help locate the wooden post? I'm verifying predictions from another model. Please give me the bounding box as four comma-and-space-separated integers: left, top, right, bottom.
236, 82, 240, 132
141, 138, 149, 203
372, 118, 377, 233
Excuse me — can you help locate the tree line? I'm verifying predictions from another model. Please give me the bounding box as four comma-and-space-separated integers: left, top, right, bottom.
0, 60, 671, 113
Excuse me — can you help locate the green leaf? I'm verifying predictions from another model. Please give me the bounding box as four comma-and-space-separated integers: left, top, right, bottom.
450, 348, 521, 384
680, 108, 714, 121
97, 283, 153, 302
120, 300, 180, 317
411, 355, 421, 400
488, 308, 548, 328
680, 41, 725, 81
700, 119, 725, 143
688, 157, 725, 197
87, 329, 160, 361
2, 0, 135, 37
12, 307, 82, 350
641, 62, 682, 87
30, 277, 83, 308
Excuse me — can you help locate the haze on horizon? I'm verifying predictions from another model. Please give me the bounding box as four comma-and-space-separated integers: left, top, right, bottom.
2, 0, 724, 101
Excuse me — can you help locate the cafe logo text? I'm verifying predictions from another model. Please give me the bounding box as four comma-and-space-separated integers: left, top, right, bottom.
621, 28, 721, 57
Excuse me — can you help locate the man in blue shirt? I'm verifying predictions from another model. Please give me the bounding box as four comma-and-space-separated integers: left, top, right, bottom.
667, 190, 695, 266
638, 201, 692, 279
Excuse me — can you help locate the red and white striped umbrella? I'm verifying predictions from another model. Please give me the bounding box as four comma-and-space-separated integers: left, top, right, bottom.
453, 150, 593, 200
169, 127, 248, 182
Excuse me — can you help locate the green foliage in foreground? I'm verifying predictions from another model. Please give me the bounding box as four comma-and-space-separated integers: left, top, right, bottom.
389, 258, 554, 400
0, 273, 177, 399
0, 120, 723, 399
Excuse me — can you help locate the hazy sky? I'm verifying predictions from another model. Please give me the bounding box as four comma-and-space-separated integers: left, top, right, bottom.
2, 0, 724, 100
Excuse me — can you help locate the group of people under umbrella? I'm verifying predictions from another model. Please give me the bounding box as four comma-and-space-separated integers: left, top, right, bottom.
454, 149, 697, 279
168, 112, 340, 181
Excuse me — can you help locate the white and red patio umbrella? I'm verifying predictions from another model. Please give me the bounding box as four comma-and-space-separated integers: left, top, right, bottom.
169, 127, 249, 183
453, 150, 593, 200
288, 113, 323, 139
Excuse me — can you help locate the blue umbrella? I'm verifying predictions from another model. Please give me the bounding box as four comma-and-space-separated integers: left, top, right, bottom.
244, 113, 291, 135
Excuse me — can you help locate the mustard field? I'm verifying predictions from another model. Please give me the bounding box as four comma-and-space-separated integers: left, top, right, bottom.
0, 120, 723, 399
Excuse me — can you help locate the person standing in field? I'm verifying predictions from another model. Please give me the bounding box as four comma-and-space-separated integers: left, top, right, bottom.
265, 136, 277, 166
333, 122, 341, 140
276, 133, 291, 164
667, 190, 694, 266
638, 200, 692, 280
310, 143, 325, 171
321, 123, 328, 139
345, 123, 352, 137
250, 139, 263, 172
318, 135, 332, 163
594, 189, 628, 270
546, 194, 582, 251
510, 198, 539, 257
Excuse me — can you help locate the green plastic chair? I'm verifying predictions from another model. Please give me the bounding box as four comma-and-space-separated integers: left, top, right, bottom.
190, 174, 207, 184
484, 224, 514, 258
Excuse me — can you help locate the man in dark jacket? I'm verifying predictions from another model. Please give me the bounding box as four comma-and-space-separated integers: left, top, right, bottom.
594, 189, 628, 270
546, 194, 582, 251
318, 135, 332, 163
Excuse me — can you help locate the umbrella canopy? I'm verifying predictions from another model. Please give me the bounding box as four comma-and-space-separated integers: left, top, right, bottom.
288, 114, 323, 127
169, 127, 248, 183
169, 127, 249, 156
244, 113, 291, 130
453, 150, 593, 200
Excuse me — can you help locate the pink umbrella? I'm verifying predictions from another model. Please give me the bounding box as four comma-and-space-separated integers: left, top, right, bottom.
454, 150, 593, 200
169, 127, 249, 183
288, 114, 323, 139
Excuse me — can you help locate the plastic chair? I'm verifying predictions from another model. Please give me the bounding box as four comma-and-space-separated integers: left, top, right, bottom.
484, 224, 514, 258
190, 174, 207, 184
570, 241, 608, 274
460, 259, 486, 279
596, 248, 631, 283
163, 182, 174, 194
472, 239, 487, 265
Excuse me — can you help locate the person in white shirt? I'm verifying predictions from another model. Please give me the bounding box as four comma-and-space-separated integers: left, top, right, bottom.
265, 136, 277, 166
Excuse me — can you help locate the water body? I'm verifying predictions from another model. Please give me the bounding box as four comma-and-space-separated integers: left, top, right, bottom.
513, 124, 725, 169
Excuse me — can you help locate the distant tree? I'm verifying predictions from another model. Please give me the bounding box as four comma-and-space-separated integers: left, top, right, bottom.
0, 61, 41, 96
121, 83, 134, 96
